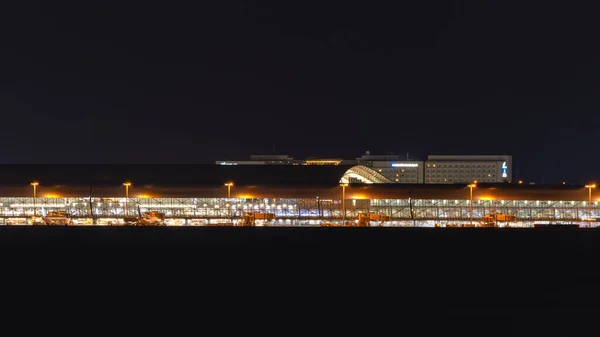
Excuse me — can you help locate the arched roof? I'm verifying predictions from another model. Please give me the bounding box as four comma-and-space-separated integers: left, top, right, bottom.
0, 164, 352, 187
341, 165, 394, 184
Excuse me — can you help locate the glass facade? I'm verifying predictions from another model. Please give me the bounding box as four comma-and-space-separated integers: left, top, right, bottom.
0, 196, 597, 226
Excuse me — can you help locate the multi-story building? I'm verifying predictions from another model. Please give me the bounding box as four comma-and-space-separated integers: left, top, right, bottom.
424, 155, 512, 184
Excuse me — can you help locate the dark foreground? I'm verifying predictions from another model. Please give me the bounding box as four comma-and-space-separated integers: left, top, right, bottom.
1, 227, 597, 335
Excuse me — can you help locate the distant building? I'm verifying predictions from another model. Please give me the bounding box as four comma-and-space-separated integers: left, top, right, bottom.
217, 152, 512, 184
304, 158, 344, 165
217, 155, 353, 166
216, 155, 302, 166
424, 155, 512, 184
304, 157, 359, 165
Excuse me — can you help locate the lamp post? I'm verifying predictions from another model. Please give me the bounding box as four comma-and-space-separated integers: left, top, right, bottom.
224, 182, 233, 199
467, 182, 477, 227
123, 182, 131, 217
225, 182, 233, 219
585, 184, 596, 218
340, 183, 348, 225
31, 182, 39, 218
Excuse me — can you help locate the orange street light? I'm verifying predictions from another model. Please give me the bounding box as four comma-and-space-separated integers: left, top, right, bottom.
224, 182, 234, 219
467, 182, 477, 227
30, 182, 39, 218
585, 184, 596, 218
123, 182, 132, 216
224, 182, 234, 199
340, 183, 349, 224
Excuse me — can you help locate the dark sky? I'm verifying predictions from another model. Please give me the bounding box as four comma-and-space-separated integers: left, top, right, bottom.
1, 1, 599, 183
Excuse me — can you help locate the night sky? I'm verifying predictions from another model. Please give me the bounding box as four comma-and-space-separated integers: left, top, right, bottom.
2, 1, 599, 183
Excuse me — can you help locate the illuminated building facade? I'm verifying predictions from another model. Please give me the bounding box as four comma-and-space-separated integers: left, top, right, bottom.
0, 193, 597, 227
424, 155, 512, 184
370, 162, 424, 183
0, 162, 594, 227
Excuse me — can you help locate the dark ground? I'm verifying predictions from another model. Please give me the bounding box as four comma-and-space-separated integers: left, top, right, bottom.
1, 227, 597, 335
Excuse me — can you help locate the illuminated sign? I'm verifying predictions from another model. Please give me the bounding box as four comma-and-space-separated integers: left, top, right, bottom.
391, 163, 419, 168
219, 162, 238, 166
501, 161, 508, 178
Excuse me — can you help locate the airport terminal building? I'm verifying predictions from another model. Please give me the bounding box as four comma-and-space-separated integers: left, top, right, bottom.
0, 164, 595, 227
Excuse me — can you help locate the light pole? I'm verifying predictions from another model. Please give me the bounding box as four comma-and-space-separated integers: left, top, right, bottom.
225, 182, 233, 219
225, 182, 233, 199
467, 182, 477, 227
31, 182, 39, 218
340, 183, 348, 225
123, 182, 131, 217
585, 184, 596, 218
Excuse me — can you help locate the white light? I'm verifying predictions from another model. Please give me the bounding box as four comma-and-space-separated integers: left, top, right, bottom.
392, 163, 419, 167
10, 204, 66, 208
132, 205, 196, 209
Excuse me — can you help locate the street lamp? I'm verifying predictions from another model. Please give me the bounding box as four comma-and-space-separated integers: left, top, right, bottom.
340, 183, 348, 225
585, 184, 596, 218
30, 182, 39, 218
224, 182, 234, 219
123, 182, 131, 217
467, 181, 477, 227
224, 182, 234, 199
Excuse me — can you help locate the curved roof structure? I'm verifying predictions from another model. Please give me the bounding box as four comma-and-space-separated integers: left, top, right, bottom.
341, 165, 394, 184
